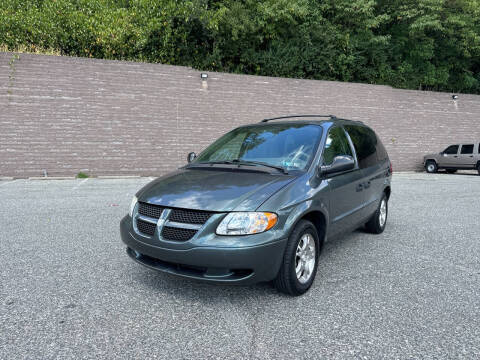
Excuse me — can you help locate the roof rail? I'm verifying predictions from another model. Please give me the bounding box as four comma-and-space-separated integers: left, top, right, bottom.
261, 114, 336, 123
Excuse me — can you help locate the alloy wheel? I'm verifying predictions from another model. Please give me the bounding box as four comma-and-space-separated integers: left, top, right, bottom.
295, 233, 316, 284
379, 199, 387, 227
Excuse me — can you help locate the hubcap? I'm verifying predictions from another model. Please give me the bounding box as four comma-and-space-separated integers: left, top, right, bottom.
379, 199, 387, 227
427, 164, 435, 172
295, 233, 316, 284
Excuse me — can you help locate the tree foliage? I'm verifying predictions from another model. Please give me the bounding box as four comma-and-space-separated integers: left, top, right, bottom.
1, 0, 479, 93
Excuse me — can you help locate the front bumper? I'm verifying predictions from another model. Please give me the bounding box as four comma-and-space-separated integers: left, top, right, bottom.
120, 216, 287, 285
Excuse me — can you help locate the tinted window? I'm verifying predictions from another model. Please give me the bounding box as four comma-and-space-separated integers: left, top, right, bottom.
460, 144, 474, 154
323, 127, 353, 165
444, 145, 459, 155
344, 125, 377, 169
479, 144, 480, 154
195, 124, 322, 170
376, 136, 389, 162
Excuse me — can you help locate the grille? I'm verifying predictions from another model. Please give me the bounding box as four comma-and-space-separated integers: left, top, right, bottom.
138, 202, 163, 219
161, 226, 197, 241
169, 209, 213, 225
136, 219, 156, 236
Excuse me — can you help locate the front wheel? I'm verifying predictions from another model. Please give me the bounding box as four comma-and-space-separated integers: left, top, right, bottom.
425, 160, 438, 173
274, 220, 320, 296
365, 194, 388, 234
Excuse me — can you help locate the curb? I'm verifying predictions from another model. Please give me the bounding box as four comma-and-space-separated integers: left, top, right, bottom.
28, 176, 76, 180
97, 175, 142, 179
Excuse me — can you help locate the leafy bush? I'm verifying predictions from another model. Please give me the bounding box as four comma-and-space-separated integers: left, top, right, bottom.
76, 172, 89, 178
1, 0, 479, 93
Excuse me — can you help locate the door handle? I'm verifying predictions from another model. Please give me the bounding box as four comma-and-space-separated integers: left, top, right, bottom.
453, 156, 458, 158
469, 155, 473, 157
356, 183, 363, 192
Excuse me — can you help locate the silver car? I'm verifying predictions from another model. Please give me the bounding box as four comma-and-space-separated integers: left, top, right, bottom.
424, 143, 480, 175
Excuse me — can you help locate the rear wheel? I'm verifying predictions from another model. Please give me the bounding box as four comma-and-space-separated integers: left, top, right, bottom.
425, 160, 437, 173
274, 220, 320, 296
365, 194, 388, 234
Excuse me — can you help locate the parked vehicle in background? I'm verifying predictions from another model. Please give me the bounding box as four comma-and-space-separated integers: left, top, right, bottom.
120, 115, 392, 296
424, 143, 480, 175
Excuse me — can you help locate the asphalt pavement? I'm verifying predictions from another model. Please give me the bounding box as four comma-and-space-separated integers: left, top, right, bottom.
0, 173, 479, 359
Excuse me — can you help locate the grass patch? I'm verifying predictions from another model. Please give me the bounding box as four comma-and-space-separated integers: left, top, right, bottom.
0, 44, 61, 56
76, 172, 89, 179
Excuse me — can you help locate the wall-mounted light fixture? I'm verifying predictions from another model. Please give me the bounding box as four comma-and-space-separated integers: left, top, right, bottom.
452, 94, 458, 100
201, 73, 208, 90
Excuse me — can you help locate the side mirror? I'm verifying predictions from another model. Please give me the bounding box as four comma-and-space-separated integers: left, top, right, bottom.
320, 155, 355, 176
187, 152, 197, 163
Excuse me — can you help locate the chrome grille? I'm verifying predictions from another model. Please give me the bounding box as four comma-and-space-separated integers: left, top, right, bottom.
134, 204, 215, 241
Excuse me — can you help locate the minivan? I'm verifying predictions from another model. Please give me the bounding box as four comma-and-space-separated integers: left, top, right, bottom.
120, 115, 392, 295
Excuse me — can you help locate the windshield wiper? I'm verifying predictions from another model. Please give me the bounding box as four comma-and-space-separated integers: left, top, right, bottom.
229, 159, 289, 174
192, 160, 289, 174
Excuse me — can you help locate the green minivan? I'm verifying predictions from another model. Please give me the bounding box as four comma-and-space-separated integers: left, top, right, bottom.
120, 115, 392, 295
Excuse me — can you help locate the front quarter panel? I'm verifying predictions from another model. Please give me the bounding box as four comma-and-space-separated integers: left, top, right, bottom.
257, 173, 330, 240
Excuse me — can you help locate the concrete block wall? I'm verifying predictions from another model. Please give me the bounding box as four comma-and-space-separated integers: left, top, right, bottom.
1, 52, 479, 177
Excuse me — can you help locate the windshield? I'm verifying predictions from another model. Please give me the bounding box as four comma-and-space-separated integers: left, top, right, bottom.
193, 124, 323, 171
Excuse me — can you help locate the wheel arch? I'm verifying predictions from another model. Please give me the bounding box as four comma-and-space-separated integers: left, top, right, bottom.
288, 209, 327, 251
384, 186, 391, 200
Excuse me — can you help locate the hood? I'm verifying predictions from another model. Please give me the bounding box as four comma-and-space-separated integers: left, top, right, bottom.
424, 153, 440, 159
137, 168, 296, 212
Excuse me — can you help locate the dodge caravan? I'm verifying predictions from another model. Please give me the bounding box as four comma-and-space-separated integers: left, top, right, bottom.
120, 115, 392, 295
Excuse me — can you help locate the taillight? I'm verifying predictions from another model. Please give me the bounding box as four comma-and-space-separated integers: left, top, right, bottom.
389, 162, 393, 175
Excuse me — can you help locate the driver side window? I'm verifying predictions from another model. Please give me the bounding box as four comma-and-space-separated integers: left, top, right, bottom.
444, 145, 459, 155
323, 127, 353, 165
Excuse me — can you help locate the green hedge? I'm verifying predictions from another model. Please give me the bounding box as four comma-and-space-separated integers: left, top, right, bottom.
1, 0, 480, 93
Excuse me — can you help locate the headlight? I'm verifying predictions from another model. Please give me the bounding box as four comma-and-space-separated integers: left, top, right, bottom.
129, 196, 138, 217
216, 212, 277, 235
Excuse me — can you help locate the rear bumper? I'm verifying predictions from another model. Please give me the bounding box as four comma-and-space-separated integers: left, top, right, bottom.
120, 216, 287, 285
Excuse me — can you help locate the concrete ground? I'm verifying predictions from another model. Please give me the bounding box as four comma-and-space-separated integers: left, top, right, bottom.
0, 173, 479, 359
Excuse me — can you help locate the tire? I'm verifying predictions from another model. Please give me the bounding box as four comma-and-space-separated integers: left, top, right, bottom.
365, 194, 388, 234
446, 169, 457, 174
477, 163, 480, 176
425, 160, 438, 173
274, 220, 321, 296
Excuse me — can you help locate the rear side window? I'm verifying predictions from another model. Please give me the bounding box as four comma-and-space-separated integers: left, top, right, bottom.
444, 145, 459, 155
344, 125, 378, 169
460, 144, 474, 154
376, 136, 389, 162
323, 127, 353, 165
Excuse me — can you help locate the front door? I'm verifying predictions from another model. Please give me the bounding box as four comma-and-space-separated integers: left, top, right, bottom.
322, 126, 366, 236
439, 145, 460, 167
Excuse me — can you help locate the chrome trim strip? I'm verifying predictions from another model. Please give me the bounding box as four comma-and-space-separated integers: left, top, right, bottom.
137, 214, 158, 224
156, 209, 171, 235
164, 220, 203, 230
